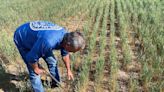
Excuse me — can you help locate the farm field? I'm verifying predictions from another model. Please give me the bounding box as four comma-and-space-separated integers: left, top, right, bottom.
0, 0, 163, 92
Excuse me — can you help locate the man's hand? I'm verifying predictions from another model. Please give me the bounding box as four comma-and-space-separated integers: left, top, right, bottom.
67, 70, 74, 80
34, 68, 45, 75
31, 62, 45, 75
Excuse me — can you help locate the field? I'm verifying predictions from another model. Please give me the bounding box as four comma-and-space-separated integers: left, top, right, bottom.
0, 0, 164, 92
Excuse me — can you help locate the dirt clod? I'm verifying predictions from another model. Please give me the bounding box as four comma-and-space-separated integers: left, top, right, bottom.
117, 70, 129, 81
6, 64, 18, 75
126, 61, 141, 72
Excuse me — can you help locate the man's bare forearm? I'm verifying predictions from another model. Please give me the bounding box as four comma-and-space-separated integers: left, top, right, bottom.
62, 54, 71, 72
63, 54, 74, 80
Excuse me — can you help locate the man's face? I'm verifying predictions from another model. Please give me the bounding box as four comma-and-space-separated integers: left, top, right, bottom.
63, 44, 81, 53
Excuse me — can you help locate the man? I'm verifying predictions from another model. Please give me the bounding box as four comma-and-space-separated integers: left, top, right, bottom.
13, 21, 85, 92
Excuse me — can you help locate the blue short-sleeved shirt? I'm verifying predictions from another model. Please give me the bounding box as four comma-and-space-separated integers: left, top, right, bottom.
14, 21, 68, 63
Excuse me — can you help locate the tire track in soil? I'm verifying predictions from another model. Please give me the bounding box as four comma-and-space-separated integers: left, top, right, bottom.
94, 3, 111, 91
87, 60, 96, 92
127, 30, 142, 91
101, 17, 111, 92
115, 34, 129, 92
115, 25, 142, 92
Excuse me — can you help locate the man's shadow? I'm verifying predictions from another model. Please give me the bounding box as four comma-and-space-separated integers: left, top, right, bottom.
0, 64, 27, 92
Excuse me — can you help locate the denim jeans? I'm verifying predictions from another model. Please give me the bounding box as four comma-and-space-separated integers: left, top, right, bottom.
25, 56, 60, 92
15, 48, 60, 92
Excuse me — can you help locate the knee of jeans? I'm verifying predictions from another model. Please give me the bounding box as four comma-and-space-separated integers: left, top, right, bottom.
46, 57, 57, 67
48, 62, 57, 68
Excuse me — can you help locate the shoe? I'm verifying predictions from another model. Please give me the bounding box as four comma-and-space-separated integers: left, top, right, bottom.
51, 82, 59, 88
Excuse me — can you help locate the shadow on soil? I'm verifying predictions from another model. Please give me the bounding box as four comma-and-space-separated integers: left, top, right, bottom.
0, 64, 18, 92
0, 64, 27, 92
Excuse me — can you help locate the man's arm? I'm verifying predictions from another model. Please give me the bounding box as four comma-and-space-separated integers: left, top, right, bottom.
26, 38, 50, 75
62, 54, 74, 80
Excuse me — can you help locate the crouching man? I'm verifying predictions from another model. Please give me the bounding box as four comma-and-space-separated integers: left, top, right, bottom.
13, 21, 85, 92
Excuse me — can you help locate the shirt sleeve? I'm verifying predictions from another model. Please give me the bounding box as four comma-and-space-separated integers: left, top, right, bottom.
60, 47, 69, 57
26, 38, 52, 64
